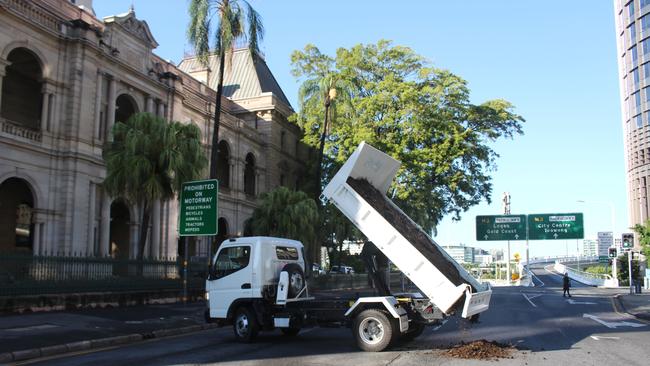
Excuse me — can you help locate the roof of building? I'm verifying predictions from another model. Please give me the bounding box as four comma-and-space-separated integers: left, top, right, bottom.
178, 48, 292, 110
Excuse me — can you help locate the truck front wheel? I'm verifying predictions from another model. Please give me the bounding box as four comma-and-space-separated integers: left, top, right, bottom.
233, 307, 259, 342
353, 309, 394, 352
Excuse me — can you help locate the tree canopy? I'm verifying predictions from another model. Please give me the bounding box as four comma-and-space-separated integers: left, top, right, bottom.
249, 187, 319, 260
292, 40, 525, 234
103, 113, 207, 260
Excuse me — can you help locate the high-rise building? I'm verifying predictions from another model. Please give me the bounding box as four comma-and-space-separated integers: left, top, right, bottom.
614, 0, 650, 228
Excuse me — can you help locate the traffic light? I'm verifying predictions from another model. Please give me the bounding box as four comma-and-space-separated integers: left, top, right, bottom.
608, 247, 617, 258
622, 233, 634, 249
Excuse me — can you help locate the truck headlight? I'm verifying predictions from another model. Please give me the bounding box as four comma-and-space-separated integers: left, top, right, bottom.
205, 292, 209, 300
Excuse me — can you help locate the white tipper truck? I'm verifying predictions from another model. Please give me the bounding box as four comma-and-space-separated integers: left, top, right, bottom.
205, 142, 492, 352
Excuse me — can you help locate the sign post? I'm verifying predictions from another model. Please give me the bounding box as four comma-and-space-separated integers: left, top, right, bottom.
179, 179, 219, 303
475, 215, 527, 241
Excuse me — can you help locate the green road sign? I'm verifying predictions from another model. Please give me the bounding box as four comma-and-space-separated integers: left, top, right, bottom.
527, 213, 584, 240
179, 179, 218, 236
599, 255, 610, 263
476, 215, 527, 241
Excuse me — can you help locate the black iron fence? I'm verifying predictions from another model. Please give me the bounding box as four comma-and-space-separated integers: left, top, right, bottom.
0, 252, 208, 297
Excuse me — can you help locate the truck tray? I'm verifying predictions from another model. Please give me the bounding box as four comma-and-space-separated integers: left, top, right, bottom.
322, 142, 492, 317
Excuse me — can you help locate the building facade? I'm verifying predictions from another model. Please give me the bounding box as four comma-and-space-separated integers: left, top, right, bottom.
615, 0, 650, 230
441, 244, 474, 264
0, 0, 306, 259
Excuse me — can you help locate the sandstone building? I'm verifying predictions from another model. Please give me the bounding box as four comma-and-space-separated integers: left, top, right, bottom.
0, 0, 306, 259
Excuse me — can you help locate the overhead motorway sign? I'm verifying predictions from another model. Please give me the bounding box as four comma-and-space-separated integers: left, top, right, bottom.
179, 179, 218, 236
476, 215, 527, 241
528, 213, 584, 240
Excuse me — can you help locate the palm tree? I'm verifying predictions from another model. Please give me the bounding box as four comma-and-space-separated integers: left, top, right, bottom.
250, 187, 319, 260
103, 113, 207, 262
187, 0, 264, 180
297, 72, 354, 201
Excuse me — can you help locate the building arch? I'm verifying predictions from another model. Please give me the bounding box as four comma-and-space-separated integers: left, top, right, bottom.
216, 140, 231, 189
244, 152, 256, 196
214, 217, 230, 254
1, 47, 44, 129
0, 177, 36, 252
115, 93, 139, 124
1, 41, 50, 78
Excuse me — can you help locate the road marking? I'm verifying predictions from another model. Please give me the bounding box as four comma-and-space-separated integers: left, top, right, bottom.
4, 324, 59, 332
521, 292, 538, 307
531, 272, 545, 287
567, 299, 596, 305
583, 313, 647, 329
590, 335, 620, 340
433, 319, 448, 331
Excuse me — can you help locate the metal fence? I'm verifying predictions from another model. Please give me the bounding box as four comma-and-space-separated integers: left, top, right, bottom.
0, 252, 208, 297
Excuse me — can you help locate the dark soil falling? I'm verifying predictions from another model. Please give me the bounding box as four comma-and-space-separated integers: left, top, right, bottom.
346, 177, 472, 290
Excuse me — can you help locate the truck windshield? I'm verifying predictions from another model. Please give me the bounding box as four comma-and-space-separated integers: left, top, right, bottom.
214, 246, 250, 279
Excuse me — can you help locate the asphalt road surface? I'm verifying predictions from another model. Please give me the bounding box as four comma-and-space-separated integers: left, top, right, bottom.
21, 264, 650, 366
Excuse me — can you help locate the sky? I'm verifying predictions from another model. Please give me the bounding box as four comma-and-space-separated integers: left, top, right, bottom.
93, 1, 627, 259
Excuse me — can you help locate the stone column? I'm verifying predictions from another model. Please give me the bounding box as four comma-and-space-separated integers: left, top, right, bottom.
157, 101, 165, 118
99, 193, 111, 257
94, 71, 103, 139
146, 95, 155, 114
32, 217, 41, 255
0, 58, 8, 112
105, 77, 117, 141
152, 200, 161, 259
88, 182, 96, 256
40, 90, 50, 132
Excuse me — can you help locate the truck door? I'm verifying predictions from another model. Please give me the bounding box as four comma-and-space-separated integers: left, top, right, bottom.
208, 245, 253, 318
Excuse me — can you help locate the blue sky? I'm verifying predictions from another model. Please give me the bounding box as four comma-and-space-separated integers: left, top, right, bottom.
94, 1, 626, 258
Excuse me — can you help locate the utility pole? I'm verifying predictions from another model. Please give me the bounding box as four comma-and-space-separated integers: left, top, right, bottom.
504, 192, 511, 282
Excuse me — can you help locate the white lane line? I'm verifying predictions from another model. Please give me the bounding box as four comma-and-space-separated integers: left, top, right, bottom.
531, 271, 545, 287
583, 313, 647, 329
521, 292, 538, 308
567, 299, 596, 305
590, 335, 620, 340
433, 319, 448, 331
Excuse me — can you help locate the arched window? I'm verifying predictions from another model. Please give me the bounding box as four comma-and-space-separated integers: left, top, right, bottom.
216, 140, 230, 189
115, 94, 138, 124
0, 178, 35, 252
244, 153, 256, 196
1, 48, 43, 129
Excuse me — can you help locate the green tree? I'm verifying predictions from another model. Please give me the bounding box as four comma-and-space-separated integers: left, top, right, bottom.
291, 45, 355, 200
632, 220, 650, 263
187, 0, 264, 180
103, 113, 207, 261
293, 40, 524, 233
617, 252, 641, 286
250, 187, 320, 261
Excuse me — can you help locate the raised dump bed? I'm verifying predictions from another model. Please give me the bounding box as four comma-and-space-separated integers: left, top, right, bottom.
322, 142, 491, 317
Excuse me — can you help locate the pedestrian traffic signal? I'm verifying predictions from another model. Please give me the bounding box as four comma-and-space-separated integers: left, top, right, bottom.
622, 233, 634, 249
608, 247, 617, 258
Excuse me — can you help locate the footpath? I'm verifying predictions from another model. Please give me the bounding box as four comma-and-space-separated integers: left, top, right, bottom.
616, 292, 650, 321
0, 301, 214, 363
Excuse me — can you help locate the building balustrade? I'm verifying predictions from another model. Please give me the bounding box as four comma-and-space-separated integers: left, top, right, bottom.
0, 117, 42, 142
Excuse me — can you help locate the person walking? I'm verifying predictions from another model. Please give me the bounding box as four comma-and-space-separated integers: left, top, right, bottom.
563, 272, 571, 297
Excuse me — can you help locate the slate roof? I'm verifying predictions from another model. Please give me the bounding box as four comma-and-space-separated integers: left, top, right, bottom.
178, 49, 292, 110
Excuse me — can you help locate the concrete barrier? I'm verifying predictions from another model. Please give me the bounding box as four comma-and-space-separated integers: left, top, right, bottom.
554, 261, 618, 287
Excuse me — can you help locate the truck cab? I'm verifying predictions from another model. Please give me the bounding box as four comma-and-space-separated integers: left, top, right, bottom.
206, 237, 306, 320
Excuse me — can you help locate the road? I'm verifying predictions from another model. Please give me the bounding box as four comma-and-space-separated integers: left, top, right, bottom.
22, 264, 650, 366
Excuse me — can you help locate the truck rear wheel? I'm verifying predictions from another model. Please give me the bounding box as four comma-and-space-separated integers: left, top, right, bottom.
353, 309, 394, 352
233, 307, 258, 342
